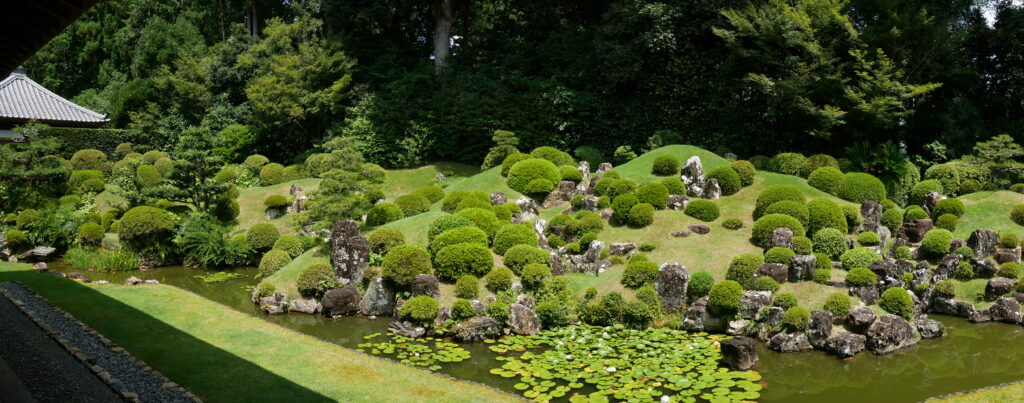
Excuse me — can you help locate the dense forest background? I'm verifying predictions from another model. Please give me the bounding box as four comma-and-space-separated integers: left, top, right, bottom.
24, 0, 1024, 168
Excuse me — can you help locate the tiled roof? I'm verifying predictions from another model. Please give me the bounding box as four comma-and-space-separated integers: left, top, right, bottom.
0, 69, 107, 124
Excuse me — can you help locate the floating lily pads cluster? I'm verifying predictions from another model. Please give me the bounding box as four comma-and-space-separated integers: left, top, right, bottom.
487, 325, 762, 402
357, 333, 471, 371
194, 271, 241, 283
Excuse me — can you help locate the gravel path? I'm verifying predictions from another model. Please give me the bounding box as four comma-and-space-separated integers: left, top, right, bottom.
0, 282, 194, 402
0, 293, 119, 402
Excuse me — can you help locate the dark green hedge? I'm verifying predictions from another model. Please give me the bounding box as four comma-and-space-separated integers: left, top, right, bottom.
35, 127, 145, 157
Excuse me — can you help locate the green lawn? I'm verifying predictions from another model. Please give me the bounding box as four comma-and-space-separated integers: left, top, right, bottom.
383, 161, 479, 198
932, 381, 1024, 402
956, 191, 1024, 239
262, 248, 330, 298
0, 263, 516, 403
235, 178, 322, 235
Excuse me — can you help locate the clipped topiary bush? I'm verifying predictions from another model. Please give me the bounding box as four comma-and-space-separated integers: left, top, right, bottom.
264, 195, 289, 209
485, 267, 514, 293
823, 293, 851, 317
792, 236, 813, 254
959, 179, 982, 195
273, 234, 305, 258
726, 253, 763, 288
999, 262, 1021, 278
764, 200, 809, 226
411, 185, 445, 203
492, 224, 538, 255
879, 288, 914, 319
684, 200, 719, 222
1012, 184, 1024, 194
76, 222, 104, 246
771, 153, 806, 176
708, 280, 744, 315
382, 245, 433, 288
846, 267, 878, 287
117, 206, 176, 253
754, 185, 806, 219
920, 229, 954, 258
839, 172, 887, 203
636, 183, 670, 209
507, 158, 561, 195
501, 153, 531, 177
932, 198, 965, 219
451, 299, 476, 321
765, 247, 795, 265
258, 250, 292, 278
813, 228, 848, 259
530, 146, 575, 167
502, 244, 550, 274
935, 214, 958, 231
856, 231, 880, 246
688, 271, 714, 300
429, 226, 489, 258
427, 214, 475, 241
629, 202, 656, 227
394, 194, 431, 217
933, 280, 956, 299
366, 202, 405, 226
368, 228, 406, 255
621, 260, 660, 288
296, 262, 339, 298
925, 163, 961, 196
800, 154, 839, 178
893, 245, 913, 260
1000, 231, 1019, 248
955, 261, 974, 280
910, 180, 944, 205
706, 167, 742, 196
455, 275, 479, 299
750, 155, 771, 170
524, 178, 555, 194
772, 292, 798, 310
751, 276, 780, 293
660, 177, 685, 195
136, 165, 162, 188
781, 306, 810, 331
807, 167, 844, 195
841, 247, 882, 270
456, 208, 500, 240
1013, 205, 1024, 226
434, 243, 494, 281
246, 223, 280, 251
400, 296, 440, 325
259, 163, 285, 186
71, 149, 109, 171
730, 160, 756, 187
559, 165, 583, 183
652, 155, 681, 176
520, 263, 552, 291
612, 194, 639, 223
881, 208, 904, 230
841, 204, 861, 233
751, 214, 806, 248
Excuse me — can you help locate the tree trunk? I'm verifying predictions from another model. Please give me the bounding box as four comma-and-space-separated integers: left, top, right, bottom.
433, 0, 453, 73
247, 0, 259, 37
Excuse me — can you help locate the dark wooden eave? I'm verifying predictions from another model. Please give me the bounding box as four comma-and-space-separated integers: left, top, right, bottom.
0, 0, 102, 76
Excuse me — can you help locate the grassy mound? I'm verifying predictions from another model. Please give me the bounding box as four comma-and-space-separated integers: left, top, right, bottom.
955, 191, 1024, 239
261, 248, 329, 299
235, 178, 322, 234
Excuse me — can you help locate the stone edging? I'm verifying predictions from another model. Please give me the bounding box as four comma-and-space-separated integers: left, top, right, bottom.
0, 281, 200, 403
922, 378, 1024, 402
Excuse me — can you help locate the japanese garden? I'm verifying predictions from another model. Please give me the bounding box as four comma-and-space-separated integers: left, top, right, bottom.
3, 1, 1024, 402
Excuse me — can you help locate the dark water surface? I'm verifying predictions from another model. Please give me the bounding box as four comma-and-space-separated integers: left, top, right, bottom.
52, 263, 1024, 402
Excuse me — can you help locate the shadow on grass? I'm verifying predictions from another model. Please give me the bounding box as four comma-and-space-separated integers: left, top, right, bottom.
0, 268, 331, 402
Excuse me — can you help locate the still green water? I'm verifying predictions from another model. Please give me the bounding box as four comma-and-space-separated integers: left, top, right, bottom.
52, 263, 1024, 402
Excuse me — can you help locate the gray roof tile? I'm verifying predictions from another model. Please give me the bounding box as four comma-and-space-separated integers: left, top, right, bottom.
0, 70, 108, 123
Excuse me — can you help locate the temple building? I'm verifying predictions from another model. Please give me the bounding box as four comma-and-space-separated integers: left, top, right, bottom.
0, 66, 107, 141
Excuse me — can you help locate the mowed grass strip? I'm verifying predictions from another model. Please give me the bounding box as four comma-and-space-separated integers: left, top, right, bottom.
0, 263, 517, 403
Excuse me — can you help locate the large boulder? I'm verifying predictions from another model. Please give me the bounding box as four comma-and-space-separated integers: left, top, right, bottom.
755, 307, 785, 342
972, 258, 999, 278
260, 293, 289, 315
490, 192, 507, 206
768, 332, 813, 353
388, 320, 426, 338
720, 337, 759, 370
922, 192, 945, 214
987, 297, 1022, 323
290, 298, 321, 314
866, 314, 919, 355
968, 229, 999, 258
789, 255, 817, 282
330, 220, 370, 285
609, 242, 637, 256
897, 219, 934, 243
915, 316, 945, 339
549, 251, 566, 276
452, 317, 501, 341
806, 311, 833, 348
516, 197, 540, 221
322, 286, 361, 317
929, 297, 975, 318
667, 195, 689, 211
680, 156, 705, 197
756, 263, 788, 284
766, 228, 794, 251
655, 263, 689, 312
824, 331, 867, 359
411, 274, 441, 299
726, 319, 755, 336
859, 201, 882, 233
850, 286, 879, 305
985, 277, 1017, 301
568, 241, 608, 275
934, 254, 962, 282
681, 298, 709, 332
846, 306, 877, 334
737, 291, 772, 320
509, 304, 541, 335
360, 276, 396, 316
996, 247, 1023, 264
704, 179, 722, 200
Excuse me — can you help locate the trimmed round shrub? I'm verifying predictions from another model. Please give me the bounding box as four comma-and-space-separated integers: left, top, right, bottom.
247, 223, 280, 251
935, 214, 958, 231
400, 296, 440, 325
487, 301, 511, 325
806, 198, 847, 236
153, 157, 173, 177
846, 267, 878, 287
258, 250, 292, 277
807, 167, 844, 196
296, 262, 339, 298
708, 280, 744, 315
661, 177, 685, 195
117, 206, 176, 252
751, 276, 780, 293
259, 163, 285, 186
610, 194, 639, 224
764, 200, 809, 226
636, 285, 661, 310
492, 224, 538, 255
491, 204, 513, 222
441, 190, 490, 213
813, 228, 847, 259
272, 234, 305, 258
530, 146, 575, 167
999, 262, 1021, 278
429, 226, 489, 257
636, 183, 670, 209
750, 155, 771, 170
621, 260, 659, 288
456, 208, 500, 240
959, 179, 982, 195
524, 178, 555, 194
823, 293, 851, 317
905, 205, 929, 221
842, 205, 861, 233
136, 165, 161, 188
1012, 184, 1024, 194
932, 198, 965, 219
629, 202, 656, 227
451, 299, 476, 321
879, 288, 914, 319
428, 214, 475, 241
792, 236, 813, 254
881, 208, 904, 230
69, 169, 104, 190
731, 160, 756, 187
772, 292, 798, 310
955, 261, 975, 280
839, 172, 887, 203
933, 280, 957, 299
920, 229, 954, 258
394, 194, 431, 217
1000, 231, 1020, 248
535, 299, 571, 328
434, 243, 493, 281
454, 275, 479, 298
781, 306, 810, 331
141, 150, 168, 165
856, 231, 880, 246
894, 245, 913, 260
507, 158, 560, 194
652, 155, 680, 175
813, 268, 832, 284
754, 185, 806, 219
751, 214, 806, 247
76, 222, 104, 246
114, 142, 134, 157
841, 248, 882, 270
502, 245, 550, 274
71, 149, 109, 171
214, 196, 240, 223
925, 163, 961, 196
366, 202, 405, 226
765, 247, 796, 265
485, 267, 514, 293
281, 164, 307, 182
771, 153, 805, 176
368, 228, 405, 255
726, 253, 763, 288
706, 167, 741, 196
382, 245, 432, 288
800, 154, 839, 178
684, 200, 719, 222
910, 180, 944, 205
500, 153, 531, 177
722, 218, 744, 230
559, 165, 583, 183
1012, 205, 1024, 226
411, 185, 445, 203
520, 263, 552, 291
304, 153, 335, 178
264, 195, 289, 209
688, 271, 714, 300
599, 178, 638, 198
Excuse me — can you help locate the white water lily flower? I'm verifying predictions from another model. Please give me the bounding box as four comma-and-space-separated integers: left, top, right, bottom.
661, 396, 671, 403
606, 367, 616, 372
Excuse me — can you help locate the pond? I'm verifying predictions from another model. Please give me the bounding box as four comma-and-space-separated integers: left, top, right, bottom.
49, 262, 1024, 402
